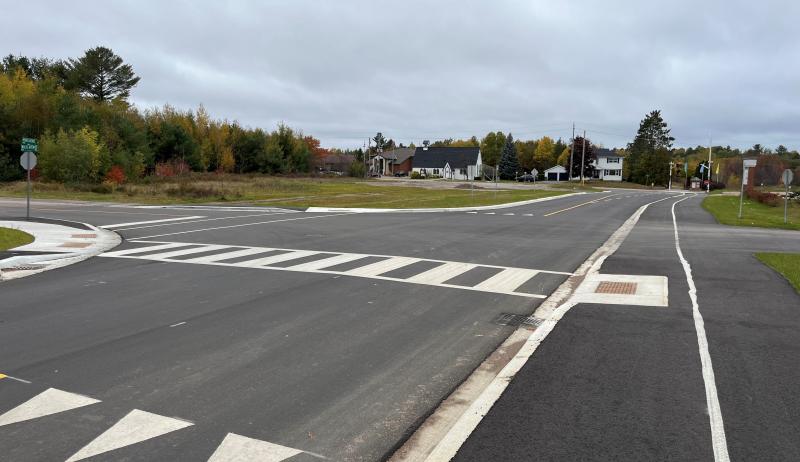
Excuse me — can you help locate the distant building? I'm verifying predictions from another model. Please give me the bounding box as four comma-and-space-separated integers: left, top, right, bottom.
590, 148, 624, 181
544, 165, 568, 181
372, 147, 415, 176
411, 146, 482, 180
318, 153, 354, 174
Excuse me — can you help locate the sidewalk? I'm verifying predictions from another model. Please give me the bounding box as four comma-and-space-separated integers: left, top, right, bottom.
0, 218, 120, 281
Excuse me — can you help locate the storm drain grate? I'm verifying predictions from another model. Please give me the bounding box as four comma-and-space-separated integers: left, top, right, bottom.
595, 281, 637, 295
71, 233, 97, 239
493, 313, 544, 328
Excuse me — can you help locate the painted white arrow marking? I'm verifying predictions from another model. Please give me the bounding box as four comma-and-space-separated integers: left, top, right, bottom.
65, 409, 193, 462
207, 433, 304, 462
0, 388, 100, 427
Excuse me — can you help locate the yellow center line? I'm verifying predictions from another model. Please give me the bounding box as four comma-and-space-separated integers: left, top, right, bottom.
543, 194, 623, 217
0, 373, 7, 380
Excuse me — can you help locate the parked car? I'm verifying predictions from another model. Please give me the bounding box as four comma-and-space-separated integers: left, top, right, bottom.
394, 171, 408, 177
516, 174, 535, 182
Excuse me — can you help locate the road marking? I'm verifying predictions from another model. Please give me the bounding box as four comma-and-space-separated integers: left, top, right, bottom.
672, 196, 730, 462
106, 242, 193, 256
101, 216, 205, 229
170, 321, 187, 327
346, 256, 420, 277
2, 375, 31, 384
207, 433, 305, 462
111, 211, 297, 231
503, 213, 515, 216
102, 241, 567, 298
484, 212, 495, 215
182, 247, 269, 263
238, 250, 321, 267
543, 194, 621, 216
415, 194, 679, 462
133, 213, 355, 240
522, 213, 533, 216
284, 253, 365, 271
0, 388, 100, 427
466, 212, 478, 214
0, 373, 5, 380
136, 244, 231, 260
473, 268, 539, 293
65, 409, 193, 462
405, 262, 477, 285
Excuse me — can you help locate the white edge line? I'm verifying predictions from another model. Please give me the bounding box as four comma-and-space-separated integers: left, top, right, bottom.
412, 193, 680, 462
672, 196, 730, 462
130, 213, 356, 240
110, 211, 297, 231
101, 216, 205, 229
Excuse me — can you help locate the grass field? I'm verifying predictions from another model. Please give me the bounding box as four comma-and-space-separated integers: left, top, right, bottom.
702, 195, 800, 231
0, 227, 34, 251
755, 253, 800, 293
0, 176, 568, 209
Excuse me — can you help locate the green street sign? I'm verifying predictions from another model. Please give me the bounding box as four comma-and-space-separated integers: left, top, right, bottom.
21, 137, 38, 153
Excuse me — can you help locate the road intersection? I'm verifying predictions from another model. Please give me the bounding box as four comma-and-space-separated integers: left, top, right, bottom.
1, 191, 799, 461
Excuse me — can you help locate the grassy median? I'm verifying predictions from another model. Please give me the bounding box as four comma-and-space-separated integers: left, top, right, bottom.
0, 176, 568, 209
0, 227, 34, 251
755, 253, 800, 293
702, 195, 800, 231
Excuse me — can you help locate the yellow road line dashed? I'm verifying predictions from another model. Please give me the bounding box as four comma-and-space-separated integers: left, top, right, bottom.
0, 373, 7, 380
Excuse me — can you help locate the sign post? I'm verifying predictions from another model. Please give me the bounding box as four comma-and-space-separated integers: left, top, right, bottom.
738, 158, 757, 219
782, 169, 794, 225
20, 138, 38, 221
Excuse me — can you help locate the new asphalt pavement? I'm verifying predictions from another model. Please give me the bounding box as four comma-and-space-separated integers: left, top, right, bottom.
0, 190, 798, 461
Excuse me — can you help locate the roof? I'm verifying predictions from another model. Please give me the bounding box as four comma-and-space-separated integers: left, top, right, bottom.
594, 148, 620, 158
544, 165, 567, 173
412, 147, 480, 168
379, 147, 415, 164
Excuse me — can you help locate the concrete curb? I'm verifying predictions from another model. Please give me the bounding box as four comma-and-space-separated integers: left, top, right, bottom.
305, 192, 585, 213
0, 219, 121, 281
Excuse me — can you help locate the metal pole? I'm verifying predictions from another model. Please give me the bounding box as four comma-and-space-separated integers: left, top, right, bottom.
580, 131, 586, 186
707, 140, 712, 193
668, 161, 673, 190
26, 155, 31, 221
738, 161, 746, 219
568, 123, 575, 181
785, 182, 789, 224
494, 164, 498, 199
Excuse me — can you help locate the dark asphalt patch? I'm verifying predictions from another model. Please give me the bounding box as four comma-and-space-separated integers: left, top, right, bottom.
379, 260, 442, 279
441, 266, 503, 287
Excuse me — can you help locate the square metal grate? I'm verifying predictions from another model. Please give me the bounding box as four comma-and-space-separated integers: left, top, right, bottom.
595, 281, 637, 295
493, 313, 544, 328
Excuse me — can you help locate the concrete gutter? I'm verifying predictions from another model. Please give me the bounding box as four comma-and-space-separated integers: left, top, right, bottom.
305, 192, 585, 213
0, 219, 121, 281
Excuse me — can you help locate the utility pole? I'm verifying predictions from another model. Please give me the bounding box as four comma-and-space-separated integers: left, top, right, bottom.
669, 161, 674, 190
568, 123, 575, 181
580, 130, 586, 186
707, 139, 712, 193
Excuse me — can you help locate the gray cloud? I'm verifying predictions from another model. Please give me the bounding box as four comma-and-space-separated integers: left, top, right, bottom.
3, 0, 800, 149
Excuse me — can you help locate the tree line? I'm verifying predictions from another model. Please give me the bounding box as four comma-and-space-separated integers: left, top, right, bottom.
1, 47, 321, 183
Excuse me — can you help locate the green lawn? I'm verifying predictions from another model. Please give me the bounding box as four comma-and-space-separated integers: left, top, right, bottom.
702, 195, 800, 231
0, 227, 34, 251
0, 176, 568, 209
755, 253, 800, 293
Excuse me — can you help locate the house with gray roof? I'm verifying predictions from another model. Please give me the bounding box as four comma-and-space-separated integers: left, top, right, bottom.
411, 146, 482, 180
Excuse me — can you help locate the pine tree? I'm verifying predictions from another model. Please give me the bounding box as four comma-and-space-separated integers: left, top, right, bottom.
498, 133, 520, 180
65, 46, 140, 101
627, 110, 674, 184
569, 136, 595, 179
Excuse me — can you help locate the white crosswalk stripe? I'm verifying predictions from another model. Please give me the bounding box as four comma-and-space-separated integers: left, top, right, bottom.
0, 388, 100, 427
65, 409, 193, 462
207, 433, 304, 462
101, 241, 572, 298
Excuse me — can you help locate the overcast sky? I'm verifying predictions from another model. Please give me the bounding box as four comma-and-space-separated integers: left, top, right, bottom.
4, 1, 800, 150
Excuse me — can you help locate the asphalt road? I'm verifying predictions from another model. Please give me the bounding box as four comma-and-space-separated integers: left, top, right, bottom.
1, 191, 798, 461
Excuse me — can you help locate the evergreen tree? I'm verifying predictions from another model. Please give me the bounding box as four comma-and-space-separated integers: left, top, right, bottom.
627, 110, 674, 184
498, 133, 520, 180
569, 136, 595, 179
66, 46, 140, 101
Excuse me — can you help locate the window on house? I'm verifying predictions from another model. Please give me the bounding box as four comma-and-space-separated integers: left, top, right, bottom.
433, 169, 439, 175
606, 157, 620, 163
460, 168, 467, 175
605, 169, 621, 176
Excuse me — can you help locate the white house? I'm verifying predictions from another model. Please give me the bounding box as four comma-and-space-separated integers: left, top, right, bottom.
590, 148, 624, 181
411, 146, 482, 180
544, 165, 567, 181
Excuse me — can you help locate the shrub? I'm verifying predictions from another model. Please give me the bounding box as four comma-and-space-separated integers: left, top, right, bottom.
410, 171, 423, 179
746, 188, 781, 207
349, 161, 366, 178
38, 127, 102, 183
105, 165, 126, 185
